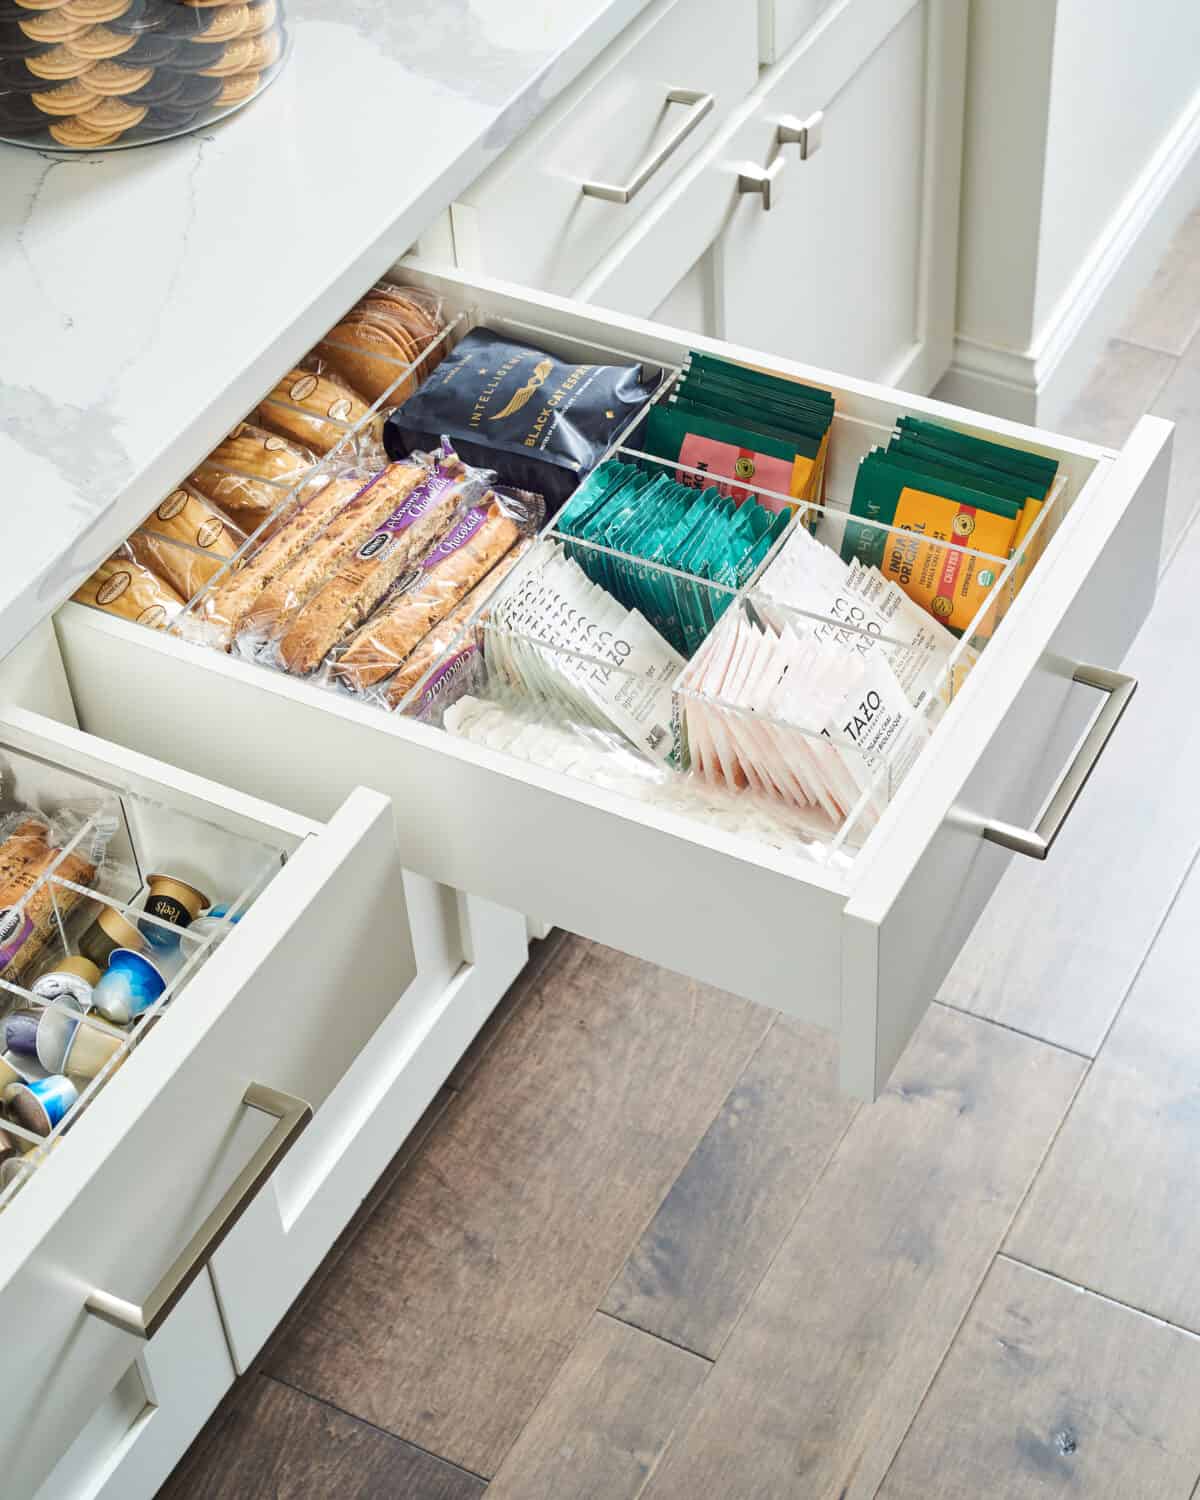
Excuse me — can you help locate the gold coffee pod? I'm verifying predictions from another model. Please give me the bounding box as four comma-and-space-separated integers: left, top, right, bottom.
62, 1019, 124, 1081
78, 906, 144, 969
145, 875, 209, 926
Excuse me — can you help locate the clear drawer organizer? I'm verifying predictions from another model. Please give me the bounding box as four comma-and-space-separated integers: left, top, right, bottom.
90, 289, 1072, 867
0, 739, 287, 1212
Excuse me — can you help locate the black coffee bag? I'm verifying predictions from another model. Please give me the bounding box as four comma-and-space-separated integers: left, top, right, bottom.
384, 329, 660, 511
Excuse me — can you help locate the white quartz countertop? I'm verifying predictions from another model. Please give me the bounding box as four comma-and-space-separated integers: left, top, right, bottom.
0, 0, 651, 664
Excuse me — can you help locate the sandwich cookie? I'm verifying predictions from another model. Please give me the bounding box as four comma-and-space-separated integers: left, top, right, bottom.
242, 0, 275, 36
24, 40, 92, 75
118, 29, 176, 62
17, 8, 88, 38
77, 90, 142, 127
0, 23, 46, 54
0, 52, 52, 85
168, 69, 222, 106
65, 22, 138, 57
47, 112, 120, 144
0, 89, 48, 130
197, 27, 276, 76
80, 56, 150, 91
29, 74, 97, 108
122, 63, 181, 102
62, 0, 132, 20
188, 1, 247, 41
163, 33, 220, 64
213, 66, 258, 105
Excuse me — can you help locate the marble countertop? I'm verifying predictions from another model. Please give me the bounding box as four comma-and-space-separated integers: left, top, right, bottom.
0, 0, 651, 665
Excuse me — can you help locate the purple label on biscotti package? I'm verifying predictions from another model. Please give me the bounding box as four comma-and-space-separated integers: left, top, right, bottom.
415, 646, 481, 721
422, 505, 490, 571
356, 461, 460, 562
0, 907, 33, 966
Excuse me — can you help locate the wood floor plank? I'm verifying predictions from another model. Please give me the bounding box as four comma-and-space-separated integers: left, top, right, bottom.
1005, 851, 1200, 1329
486, 1313, 709, 1500
878, 1258, 1200, 1499
1060, 338, 1176, 452
638, 1006, 1083, 1500
1119, 207, 1200, 357
159, 1375, 484, 1500
1151, 332, 1200, 572
265, 935, 770, 1477
602, 1017, 857, 1358
938, 512, 1200, 1055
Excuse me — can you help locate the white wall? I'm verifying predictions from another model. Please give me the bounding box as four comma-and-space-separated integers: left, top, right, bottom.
1036, 0, 1200, 334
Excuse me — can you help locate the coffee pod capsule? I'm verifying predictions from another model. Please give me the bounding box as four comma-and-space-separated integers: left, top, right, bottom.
0, 1129, 19, 1167
139, 874, 209, 950
3, 1009, 40, 1057
0, 1048, 46, 1094
78, 907, 145, 969
91, 948, 167, 1026
32, 954, 101, 1011
7, 1074, 78, 1136
35, 1003, 82, 1074
61, 1017, 124, 1081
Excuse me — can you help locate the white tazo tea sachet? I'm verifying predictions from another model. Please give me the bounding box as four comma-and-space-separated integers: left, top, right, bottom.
485, 540, 683, 762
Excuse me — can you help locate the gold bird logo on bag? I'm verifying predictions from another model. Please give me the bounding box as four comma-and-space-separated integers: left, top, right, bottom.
490, 359, 554, 421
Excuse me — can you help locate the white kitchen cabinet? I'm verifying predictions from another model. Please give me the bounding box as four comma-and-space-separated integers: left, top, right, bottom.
45, 262, 1171, 1109
0, 191, 1171, 1500
449, 0, 758, 298
579, 0, 968, 391
32, 1274, 233, 1500
0, 705, 527, 1500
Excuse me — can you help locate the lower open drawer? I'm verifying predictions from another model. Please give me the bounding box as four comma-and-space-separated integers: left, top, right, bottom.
42, 266, 1174, 1101
0, 707, 416, 1500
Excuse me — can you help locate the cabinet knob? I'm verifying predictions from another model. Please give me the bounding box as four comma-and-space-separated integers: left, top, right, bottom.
736, 156, 786, 211
777, 110, 824, 160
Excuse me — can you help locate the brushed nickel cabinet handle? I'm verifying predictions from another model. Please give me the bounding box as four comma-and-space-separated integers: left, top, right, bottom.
981, 664, 1137, 860
86, 1082, 312, 1339
581, 88, 715, 204
777, 110, 824, 159
737, 156, 787, 211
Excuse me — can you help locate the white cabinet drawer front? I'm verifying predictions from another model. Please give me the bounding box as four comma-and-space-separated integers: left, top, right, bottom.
582, 0, 966, 392
0, 711, 416, 1498
761, 0, 836, 63
451, 0, 757, 297
50, 267, 1170, 1106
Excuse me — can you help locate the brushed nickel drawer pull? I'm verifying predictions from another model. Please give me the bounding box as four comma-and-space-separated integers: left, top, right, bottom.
581, 88, 715, 204
737, 156, 787, 211
981, 664, 1137, 860
86, 1082, 312, 1339
777, 110, 824, 159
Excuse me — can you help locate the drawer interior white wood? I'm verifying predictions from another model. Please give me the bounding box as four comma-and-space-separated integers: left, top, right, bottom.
48, 265, 1172, 1102
0, 709, 416, 1499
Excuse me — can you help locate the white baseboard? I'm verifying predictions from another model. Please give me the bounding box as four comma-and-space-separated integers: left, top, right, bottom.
940, 83, 1200, 427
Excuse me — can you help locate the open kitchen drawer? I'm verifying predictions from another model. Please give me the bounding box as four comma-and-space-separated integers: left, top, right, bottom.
0, 706, 418, 1499
47, 266, 1172, 1104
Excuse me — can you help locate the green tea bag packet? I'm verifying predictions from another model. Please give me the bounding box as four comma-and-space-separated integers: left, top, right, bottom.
894, 416, 1058, 490
843, 450, 1022, 634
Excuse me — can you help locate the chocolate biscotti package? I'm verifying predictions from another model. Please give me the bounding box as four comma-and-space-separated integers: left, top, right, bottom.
274, 445, 487, 676
191, 470, 369, 649
334, 485, 543, 694
0, 807, 111, 983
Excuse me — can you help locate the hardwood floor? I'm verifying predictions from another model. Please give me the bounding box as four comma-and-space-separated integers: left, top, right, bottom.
265, 935, 767, 1478
162, 227, 1200, 1499
877, 1257, 1200, 1500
